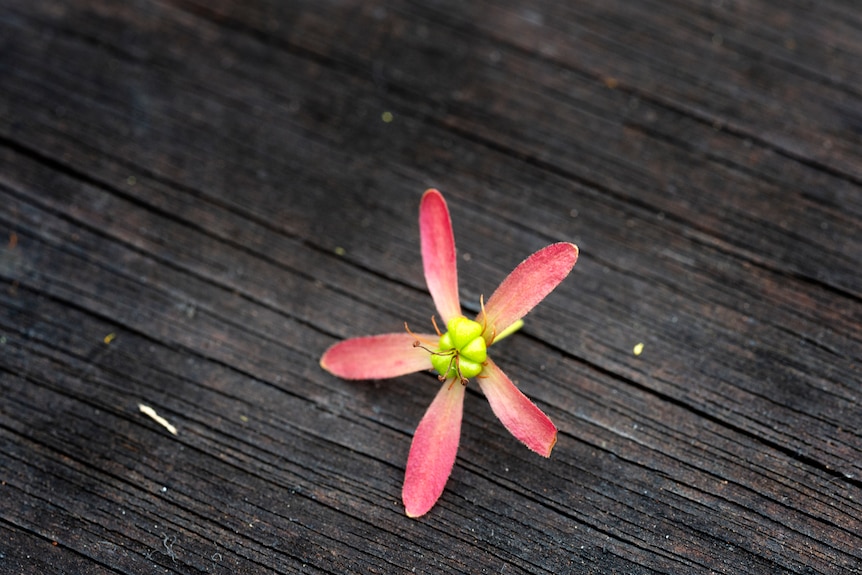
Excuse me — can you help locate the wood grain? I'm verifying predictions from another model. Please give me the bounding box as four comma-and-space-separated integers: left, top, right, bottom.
1, 0, 860, 573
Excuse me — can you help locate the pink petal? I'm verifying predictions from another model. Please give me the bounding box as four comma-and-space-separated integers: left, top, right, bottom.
320, 333, 436, 380
477, 359, 557, 457
478, 243, 578, 343
420, 189, 461, 324
403, 380, 466, 517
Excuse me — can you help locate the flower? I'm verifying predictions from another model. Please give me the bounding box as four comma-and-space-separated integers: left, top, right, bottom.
320, 189, 579, 517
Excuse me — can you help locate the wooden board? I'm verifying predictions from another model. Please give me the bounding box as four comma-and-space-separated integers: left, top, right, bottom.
1, 0, 860, 572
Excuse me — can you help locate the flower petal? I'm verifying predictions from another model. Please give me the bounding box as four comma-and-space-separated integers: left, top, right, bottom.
477, 359, 557, 457
478, 242, 578, 343
403, 380, 466, 517
320, 333, 436, 380
420, 189, 461, 324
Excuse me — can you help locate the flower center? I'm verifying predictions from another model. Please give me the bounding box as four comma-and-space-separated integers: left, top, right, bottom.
429, 317, 488, 384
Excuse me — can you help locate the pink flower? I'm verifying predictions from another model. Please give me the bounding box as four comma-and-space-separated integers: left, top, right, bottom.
320, 189, 578, 517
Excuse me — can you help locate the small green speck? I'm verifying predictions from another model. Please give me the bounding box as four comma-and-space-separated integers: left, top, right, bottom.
381, 111, 394, 123
334, 246, 346, 256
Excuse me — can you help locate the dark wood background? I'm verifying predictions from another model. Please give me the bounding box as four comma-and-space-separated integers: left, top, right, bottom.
1, 0, 860, 573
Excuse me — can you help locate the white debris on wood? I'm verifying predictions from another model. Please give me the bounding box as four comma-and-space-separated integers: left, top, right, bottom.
138, 404, 178, 435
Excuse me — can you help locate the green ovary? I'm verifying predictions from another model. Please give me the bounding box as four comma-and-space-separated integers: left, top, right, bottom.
430, 317, 488, 381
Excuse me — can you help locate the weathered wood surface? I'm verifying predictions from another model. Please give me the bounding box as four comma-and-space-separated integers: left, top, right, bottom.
1, 0, 860, 572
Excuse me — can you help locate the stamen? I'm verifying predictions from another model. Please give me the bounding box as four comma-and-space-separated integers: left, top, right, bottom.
446, 354, 457, 376
438, 354, 457, 382
479, 294, 494, 343
404, 321, 417, 337
447, 377, 469, 389
454, 359, 467, 385
404, 321, 436, 347
431, 315, 442, 337
443, 354, 471, 389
